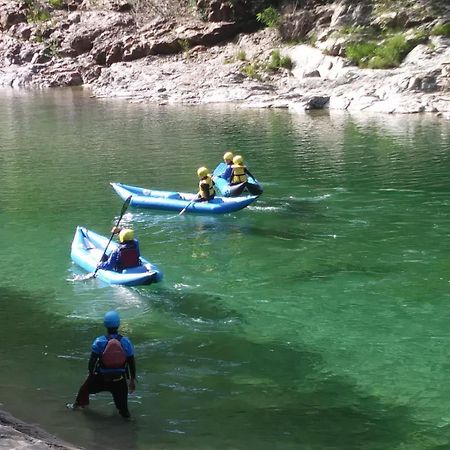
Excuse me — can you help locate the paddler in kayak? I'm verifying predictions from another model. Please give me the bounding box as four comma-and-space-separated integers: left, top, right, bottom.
98, 227, 141, 272
229, 155, 263, 196
195, 166, 216, 202
218, 150, 234, 181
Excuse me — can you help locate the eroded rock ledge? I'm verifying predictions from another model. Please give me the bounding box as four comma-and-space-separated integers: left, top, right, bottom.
1, 0, 450, 115
0, 409, 79, 450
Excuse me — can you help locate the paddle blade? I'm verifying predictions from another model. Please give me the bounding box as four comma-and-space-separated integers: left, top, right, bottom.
67, 272, 95, 282
122, 195, 132, 215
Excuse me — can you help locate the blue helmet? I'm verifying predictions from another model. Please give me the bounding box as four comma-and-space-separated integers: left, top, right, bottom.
103, 310, 120, 328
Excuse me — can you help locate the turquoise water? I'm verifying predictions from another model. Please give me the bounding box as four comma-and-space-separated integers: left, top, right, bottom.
1, 88, 450, 449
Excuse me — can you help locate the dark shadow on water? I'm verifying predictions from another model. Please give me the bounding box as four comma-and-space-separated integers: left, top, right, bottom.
146, 324, 421, 450
284, 261, 397, 283
138, 287, 245, 326
0, 286, 428, 450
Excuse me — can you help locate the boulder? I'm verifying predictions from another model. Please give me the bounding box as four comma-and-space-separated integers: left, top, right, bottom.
279, 10, 315, 42
0, 2, 26, 30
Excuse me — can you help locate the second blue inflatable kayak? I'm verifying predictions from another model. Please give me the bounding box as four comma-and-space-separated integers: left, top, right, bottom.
212, 163, 263, 197
110, 182, 258, 214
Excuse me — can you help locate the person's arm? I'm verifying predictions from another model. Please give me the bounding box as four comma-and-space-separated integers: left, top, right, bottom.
220, 166, 232, 181
134, 240, 141, 259
245, 167, 255, 180
126, 355, 136, 393
88, 352, 99, 375
98, 248, 119, 270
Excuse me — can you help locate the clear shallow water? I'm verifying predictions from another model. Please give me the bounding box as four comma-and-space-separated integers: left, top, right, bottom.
1, 88, 450, 449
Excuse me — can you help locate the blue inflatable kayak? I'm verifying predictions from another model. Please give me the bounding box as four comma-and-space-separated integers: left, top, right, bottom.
70, 226, 163, 286
212, 163, 263, 197
110, 182, 258, 214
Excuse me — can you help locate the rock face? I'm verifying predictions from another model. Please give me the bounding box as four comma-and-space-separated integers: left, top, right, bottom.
0, 409, 79, 450
0, 0, 449, 115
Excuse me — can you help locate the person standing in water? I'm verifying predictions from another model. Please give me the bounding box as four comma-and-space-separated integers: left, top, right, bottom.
66, 310, 137, 418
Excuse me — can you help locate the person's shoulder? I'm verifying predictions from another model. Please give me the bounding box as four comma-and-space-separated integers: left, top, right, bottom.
93, 335, 108, 345
91, 335, 108, 352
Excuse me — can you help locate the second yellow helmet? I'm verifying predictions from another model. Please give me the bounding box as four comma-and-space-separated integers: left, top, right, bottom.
223, 151, 234, 162
233, 155, 243, 165
197, 166, 209, 178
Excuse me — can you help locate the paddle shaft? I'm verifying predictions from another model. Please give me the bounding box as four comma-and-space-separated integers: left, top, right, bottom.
93, 195, 132, 277
179, 195, 199, 215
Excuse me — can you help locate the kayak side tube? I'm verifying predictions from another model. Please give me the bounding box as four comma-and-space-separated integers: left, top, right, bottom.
70, 226, 163, 286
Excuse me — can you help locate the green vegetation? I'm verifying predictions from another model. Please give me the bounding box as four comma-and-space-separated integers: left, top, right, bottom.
44, 39, 59, 57
240, 49, 293, 80
23, 0, 51, 22
431, 22, 450, 37
236, 49, 247, 61
241, 62, 262, 81
345, 32, 426, 69
48, 0, 63, 7
369, 34, 407, 68
256, 6, 280, 28
345, 42, 377, 65
268, 49, 293, 71
224, 49, 247, 64
28, 8, 51, 22
178, 38, 190, 56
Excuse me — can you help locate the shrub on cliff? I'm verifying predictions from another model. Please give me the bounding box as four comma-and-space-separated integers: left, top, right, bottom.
431, 22, 450, 37
345, 30, 427, 69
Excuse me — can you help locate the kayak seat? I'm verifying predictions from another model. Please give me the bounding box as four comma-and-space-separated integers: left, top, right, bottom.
122, 265, 148, 274
163, 192, 181, 199
143, 190, 180, 199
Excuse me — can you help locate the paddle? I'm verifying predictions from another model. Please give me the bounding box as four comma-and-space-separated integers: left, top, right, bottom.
178, 194, 199, 216
91, 195, 132, 278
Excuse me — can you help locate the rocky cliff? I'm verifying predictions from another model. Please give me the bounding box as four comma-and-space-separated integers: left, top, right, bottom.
1, 0, 450, 114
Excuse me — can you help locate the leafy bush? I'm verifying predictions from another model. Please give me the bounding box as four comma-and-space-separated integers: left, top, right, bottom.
49, 0, 63, 7
241, 63, 262, 81
268, 49, 293, 71
223, 49, 247, 64
370, 34, 419, 68
256, 7, 280, 28
346, 33, 420, 69
345, 42, 378, 65
236, 49, 246, 61
28, 8, 51, 22
431, 22, 450, 37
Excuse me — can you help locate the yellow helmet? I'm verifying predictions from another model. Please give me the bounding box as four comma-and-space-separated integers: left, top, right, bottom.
119, 228, 134, 243
197, 166, 209, 178
233, 155, 243, 165
223, 151, 234, 162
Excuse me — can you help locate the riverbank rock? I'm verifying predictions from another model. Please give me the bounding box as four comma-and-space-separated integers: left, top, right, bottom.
0, 1, 449, 113
0, 409, 79, 450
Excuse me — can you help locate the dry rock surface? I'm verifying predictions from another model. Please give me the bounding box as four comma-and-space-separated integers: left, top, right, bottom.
1, 1, 450, 114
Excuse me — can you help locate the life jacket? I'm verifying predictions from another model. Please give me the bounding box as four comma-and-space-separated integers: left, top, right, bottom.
231, 164, 247, 184
100, 335, 127, 370
198, 176, 215, 200
116, 241, 140, 271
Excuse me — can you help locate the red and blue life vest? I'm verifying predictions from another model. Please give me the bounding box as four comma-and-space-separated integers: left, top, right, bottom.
116, 242, 140, 271
100, 335, 127, 371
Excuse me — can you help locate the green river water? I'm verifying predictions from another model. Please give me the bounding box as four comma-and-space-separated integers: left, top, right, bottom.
1, 88, 450, 450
